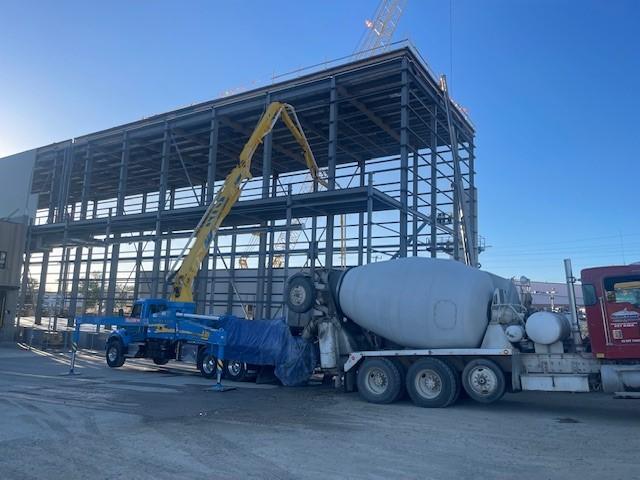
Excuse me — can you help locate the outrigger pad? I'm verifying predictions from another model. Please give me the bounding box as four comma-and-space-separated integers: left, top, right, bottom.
205, 384, 236, 393
214, 315, 317, 386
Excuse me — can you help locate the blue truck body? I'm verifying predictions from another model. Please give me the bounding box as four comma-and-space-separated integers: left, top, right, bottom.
72, 298, 316, 386
73, 298, 227, 379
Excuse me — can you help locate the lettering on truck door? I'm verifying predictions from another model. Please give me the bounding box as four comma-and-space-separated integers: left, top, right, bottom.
603, 275, 640, 346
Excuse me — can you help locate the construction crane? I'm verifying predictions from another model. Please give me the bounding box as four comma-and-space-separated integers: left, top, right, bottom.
168, 102, 327, 302
353, 0, 407, 60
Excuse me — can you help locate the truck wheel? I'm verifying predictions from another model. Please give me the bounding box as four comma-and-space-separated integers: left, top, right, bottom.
285, 274, 315, 314
106, 339, 125, 368
356, 358, 402, 404
153, 358, 169, 366
224, 360, 248, 382
197, 351, 218, 379
406, 358, 458, 408
462, 359, 506, 404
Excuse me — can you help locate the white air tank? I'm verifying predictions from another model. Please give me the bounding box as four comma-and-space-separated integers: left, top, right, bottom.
336, 257, 496, 349
525, 311, 572, 345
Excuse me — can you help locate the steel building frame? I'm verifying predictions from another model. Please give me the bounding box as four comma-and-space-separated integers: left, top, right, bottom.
16, 44, 477, 326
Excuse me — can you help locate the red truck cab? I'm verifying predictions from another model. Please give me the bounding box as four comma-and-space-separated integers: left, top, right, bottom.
581, 264, 640, 360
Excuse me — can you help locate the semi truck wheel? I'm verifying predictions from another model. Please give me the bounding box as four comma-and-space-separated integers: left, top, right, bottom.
406, 358, 458, 408
356, 358, 402, 404
224, 360, 249, 382
197, 351, 218, 379
153, 358, 169, 366
462, 359, 506, 404
105, 339, 126, 368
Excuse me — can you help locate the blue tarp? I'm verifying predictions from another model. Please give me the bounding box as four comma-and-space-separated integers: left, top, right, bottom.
215, 315, 316, 386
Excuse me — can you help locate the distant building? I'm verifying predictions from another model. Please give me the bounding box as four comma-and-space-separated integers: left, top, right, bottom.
516, 280, 584, 311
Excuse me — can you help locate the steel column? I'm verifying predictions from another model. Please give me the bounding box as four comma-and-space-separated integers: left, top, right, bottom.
255, 94, 272, 320
265, 176, 278, 319
357, 161, 366, 265
226, 233, 237, 315
283, 184, 293, 317
105, 133, 129, 315
207, 110, 218, 203
67, 146, 92, 326
366, 173, 373, 264
162, 189, 175, 298
34, 251, 49, 325
469, 142, 477, 265
430, 109, 438, 258
132, 192, 147, 300
399, 58, 409, 258
412, 151, 419, 256
325, 78, 338, 269
151, 122, 171, 297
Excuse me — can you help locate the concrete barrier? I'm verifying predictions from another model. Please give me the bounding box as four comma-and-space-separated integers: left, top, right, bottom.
16, 327, 109, 351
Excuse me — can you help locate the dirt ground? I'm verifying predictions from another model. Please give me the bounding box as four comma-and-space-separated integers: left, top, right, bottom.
0, 344, 638, 480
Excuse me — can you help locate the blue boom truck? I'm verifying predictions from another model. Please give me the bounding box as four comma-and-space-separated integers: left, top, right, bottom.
72, 103, 325, 386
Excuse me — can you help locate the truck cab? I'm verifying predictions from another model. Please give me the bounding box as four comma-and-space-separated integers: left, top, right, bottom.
105, 299, 197, 368
582, 264, 640, 360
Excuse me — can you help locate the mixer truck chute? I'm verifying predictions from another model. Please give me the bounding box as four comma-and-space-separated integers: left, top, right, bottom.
284, 257, 640, 408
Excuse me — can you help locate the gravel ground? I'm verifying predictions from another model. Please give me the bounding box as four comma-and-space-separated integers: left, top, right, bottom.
0, 345, 638, 480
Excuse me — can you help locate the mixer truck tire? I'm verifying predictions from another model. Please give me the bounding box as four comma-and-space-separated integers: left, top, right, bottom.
285, 274, 315, 314
406, 358, 459, 408
461, 359, 506, 404
356, 358, 403, 404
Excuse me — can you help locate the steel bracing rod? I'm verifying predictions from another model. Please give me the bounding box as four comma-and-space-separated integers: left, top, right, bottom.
170, 131, 200, 202
439, 75, 472, 266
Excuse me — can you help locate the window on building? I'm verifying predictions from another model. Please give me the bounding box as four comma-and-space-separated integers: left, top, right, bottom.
0, 251, 6, 269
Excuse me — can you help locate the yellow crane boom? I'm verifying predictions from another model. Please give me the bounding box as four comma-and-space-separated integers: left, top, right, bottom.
169, 102, 327, 302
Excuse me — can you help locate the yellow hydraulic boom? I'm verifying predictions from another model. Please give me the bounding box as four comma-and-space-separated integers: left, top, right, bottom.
169, 102, 327, 302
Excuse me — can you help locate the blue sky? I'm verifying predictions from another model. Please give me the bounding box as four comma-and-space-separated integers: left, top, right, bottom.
1, 0, 638, 282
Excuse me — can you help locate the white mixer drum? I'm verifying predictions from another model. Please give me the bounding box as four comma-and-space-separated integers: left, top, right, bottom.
337, 257, 496, 349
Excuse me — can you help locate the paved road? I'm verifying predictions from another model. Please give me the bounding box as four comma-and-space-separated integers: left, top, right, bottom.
0, 345, 638, 480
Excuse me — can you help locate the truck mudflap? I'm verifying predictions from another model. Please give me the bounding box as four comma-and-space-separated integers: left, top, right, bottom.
343, 348, 513, 373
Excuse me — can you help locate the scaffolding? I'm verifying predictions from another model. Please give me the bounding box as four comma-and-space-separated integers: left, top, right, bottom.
15, 43, 478, 326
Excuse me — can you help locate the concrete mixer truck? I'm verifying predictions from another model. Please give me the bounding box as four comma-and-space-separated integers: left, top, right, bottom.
284, 257, 640, 408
